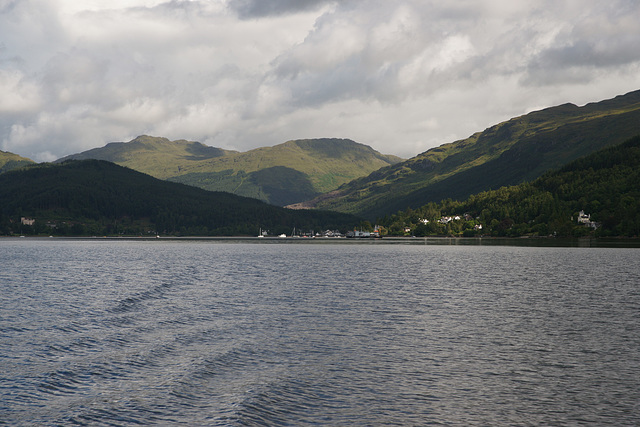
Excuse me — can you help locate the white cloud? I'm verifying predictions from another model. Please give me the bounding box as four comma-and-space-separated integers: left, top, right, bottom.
0, 69, 41, 114
1, 0, 640, 160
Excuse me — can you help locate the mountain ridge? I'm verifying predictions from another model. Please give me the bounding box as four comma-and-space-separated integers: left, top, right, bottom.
293, 89, 640, 219
56, 136, 403, 206
380, 134, 640, 238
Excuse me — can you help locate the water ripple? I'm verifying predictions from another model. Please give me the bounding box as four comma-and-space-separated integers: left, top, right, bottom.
1, 241, 639, 425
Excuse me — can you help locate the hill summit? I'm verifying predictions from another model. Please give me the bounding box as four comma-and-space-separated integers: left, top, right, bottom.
57, 137, 402, 206
295, 89, 640, 219
0, 150, 35, 174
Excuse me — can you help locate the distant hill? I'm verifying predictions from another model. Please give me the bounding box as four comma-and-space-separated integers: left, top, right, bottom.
0, 150, 34, 174
0, 160, 360, 236
56, 136, 403, 206
381, 135, 640, 238
295, 89, 640, 219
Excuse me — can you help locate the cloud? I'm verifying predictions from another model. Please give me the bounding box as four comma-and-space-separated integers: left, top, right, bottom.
521, 1, 640, 85
0, 68, 41, 114
1, 0, 640, 161
228, 0, 336, 19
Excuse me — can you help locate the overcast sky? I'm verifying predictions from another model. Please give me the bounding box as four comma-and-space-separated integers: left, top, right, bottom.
2, 0, 640, 161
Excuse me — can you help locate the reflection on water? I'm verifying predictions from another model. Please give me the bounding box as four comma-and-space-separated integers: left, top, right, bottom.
1, 239, 639, 425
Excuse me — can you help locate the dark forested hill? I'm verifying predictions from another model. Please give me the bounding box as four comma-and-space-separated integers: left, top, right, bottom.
0, 160, 360, 236
297, 90, 640, 219
56, 136, 402, 206
0, 150, 34, 174
380, 135, 640, 238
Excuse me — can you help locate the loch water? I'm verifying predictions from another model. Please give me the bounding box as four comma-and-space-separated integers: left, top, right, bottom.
1, 238, 639, 426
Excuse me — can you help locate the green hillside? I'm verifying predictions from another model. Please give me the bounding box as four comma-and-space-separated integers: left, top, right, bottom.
55, 135, 233, 177
0, 160, 360, 236
300, 90, 640, 219
0, 150, 35, 174
380, 135, 640, 238
57, 136, 402, 206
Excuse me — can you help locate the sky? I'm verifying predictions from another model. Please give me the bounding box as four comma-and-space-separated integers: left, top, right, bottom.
2, 0, 640, 162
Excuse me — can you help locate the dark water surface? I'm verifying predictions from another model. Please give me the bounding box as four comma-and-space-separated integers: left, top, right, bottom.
1, 239, 639, 425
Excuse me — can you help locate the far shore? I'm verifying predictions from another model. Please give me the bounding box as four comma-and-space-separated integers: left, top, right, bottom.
3, 235, 640, 248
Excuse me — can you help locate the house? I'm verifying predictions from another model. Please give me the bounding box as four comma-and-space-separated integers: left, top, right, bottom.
577, 210, 599, 229
21, 217, 35, 226
439, 215, 464, 224
577, 210, 591, 224
347, 229, 371, 238
320, 229, 343, 237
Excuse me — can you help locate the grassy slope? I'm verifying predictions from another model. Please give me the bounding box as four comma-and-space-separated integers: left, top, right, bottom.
307, 90, 640, 219
56, 135, 234, 178
451, 135, 640, 237
0, 151, 35, 174
58, 137, 402, 206
380, 135, 640, 237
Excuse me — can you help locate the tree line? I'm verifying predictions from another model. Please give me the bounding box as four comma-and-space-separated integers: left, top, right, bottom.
376, 135, 640, 238
0, 160, 359, 236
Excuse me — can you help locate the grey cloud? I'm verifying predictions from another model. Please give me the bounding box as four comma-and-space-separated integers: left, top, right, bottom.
266, 2, 479, 107
2, 0, 640, 161
0, 0, 66, 70
0, 0, 20, 14
228, 0, 335, 19
528, 47, 614, 85
533, 37, 640, 70
522, 8, 640, 86
268, 0, 640, 110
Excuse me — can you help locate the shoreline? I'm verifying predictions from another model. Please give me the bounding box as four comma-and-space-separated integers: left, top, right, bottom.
2, 235, 640, 248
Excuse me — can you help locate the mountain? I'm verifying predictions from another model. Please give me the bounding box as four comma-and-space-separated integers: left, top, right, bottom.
294, 89, 640, 219
380, 135, 640, 238
0, 150, 35, 174
0, 160, 360, 236
56, 136, 403, 206
55, 135, 234, 176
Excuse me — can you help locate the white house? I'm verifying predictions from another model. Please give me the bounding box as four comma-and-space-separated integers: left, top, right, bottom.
577, 210, 598, 229
21, 217, 35, 226
577, 210, 591, 224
